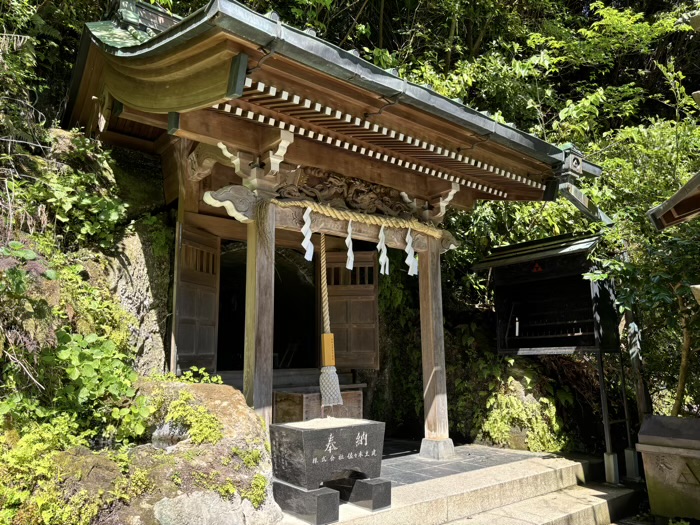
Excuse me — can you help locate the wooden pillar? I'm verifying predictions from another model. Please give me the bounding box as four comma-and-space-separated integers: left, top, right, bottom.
164, 137, 197, 374
418, 236, 455, 459
243, 202, 276, 427
170, 221, 183, 374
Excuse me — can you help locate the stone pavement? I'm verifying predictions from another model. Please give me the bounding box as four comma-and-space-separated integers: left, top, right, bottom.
381, 440, 546, 486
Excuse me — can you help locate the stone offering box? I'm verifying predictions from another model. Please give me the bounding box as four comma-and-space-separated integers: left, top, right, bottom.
270, 418, 391, 525
637, 415, 700, 521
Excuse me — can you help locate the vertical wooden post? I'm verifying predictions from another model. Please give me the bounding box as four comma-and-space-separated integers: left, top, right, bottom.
597, 351, 619, 483
243, 202, 276, 428
170, 221, 182, 374
164, 137, 197, 374
418, 236, 455, 460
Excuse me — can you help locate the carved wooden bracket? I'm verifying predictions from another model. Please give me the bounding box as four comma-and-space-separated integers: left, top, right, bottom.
203, 184, 461, 253
218, 129, 294, 196
188, 142, 237, 182
96, 89, 113, 134
203, 185, 256, 223
428, 182, 460, 224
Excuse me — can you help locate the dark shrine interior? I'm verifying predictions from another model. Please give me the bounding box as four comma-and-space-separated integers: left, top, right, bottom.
217, 242, 319, 370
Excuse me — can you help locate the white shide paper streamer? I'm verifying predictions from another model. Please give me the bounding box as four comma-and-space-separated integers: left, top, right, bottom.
377, 225, 389, 275
345, 220, 354, 270
301, 207, 314, 261
404, 228, 419, 276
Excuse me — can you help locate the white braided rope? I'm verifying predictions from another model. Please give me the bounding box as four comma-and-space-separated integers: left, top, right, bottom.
320, 366, 343, 407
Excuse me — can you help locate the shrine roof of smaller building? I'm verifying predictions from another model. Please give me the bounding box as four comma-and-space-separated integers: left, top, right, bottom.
65, 0, 601, 206
472, 234, 600, 270
647, 172, 700, 231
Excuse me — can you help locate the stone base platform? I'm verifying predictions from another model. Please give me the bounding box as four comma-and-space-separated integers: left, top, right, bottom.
279, 444, 638, 525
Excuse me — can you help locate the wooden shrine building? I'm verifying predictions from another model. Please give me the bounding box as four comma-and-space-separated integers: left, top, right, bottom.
64, 0, 597, 459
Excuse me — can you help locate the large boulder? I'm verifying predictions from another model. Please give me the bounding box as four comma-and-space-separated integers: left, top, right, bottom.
51, 382, 282, 525
138, 381, 268, 445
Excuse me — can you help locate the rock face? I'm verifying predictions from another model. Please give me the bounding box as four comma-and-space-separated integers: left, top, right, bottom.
55, 383, 282, 525
106, 146, 174, 376
106, 218, 172, 376
139, 381, 268, 444
154, 492, 245, 525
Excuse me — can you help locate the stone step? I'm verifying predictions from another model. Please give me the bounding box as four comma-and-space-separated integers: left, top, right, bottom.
280, 455, 598, 525
446, 483, 637, 525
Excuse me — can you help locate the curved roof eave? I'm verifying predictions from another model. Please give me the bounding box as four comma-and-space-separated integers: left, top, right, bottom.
79, 0, 565, 167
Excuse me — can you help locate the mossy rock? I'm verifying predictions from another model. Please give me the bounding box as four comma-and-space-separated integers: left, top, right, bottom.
94, 433, 279, 524
17, 431, 279, 524
139, 381, 268, 446
10, 382, 281, 525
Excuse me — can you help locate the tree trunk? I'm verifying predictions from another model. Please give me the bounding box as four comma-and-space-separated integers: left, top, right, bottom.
379, 0, 385, 49
622, 311, 652, 422
672, 296, 692, 416
444, 12, 458, 74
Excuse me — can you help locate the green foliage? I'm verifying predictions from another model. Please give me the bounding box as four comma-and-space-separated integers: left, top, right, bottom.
479, 386, 570, 452
152, 366, 224, 384
0, 238, 148, 441
54, 331, 154, 441
111, 467, 153, 502
2, 329, 154, 441
27, 487, 102, 525
216, 479, 238, 498
231, 447, 262, 469
0, 0, 45, 154
0, 241, 54, 366
0, 415, 91, 524
138, 214, 174, 261
0, 421, 156, 525
18, 134, 128, 250
370, 250, 424, 432
240, 474, 267, 509
165, 391, 224, 445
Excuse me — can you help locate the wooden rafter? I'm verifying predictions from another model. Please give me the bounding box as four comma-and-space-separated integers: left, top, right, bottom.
237, 78, 544, 193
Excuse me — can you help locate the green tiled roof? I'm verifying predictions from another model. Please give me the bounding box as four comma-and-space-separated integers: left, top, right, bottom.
87, 21, 149, 48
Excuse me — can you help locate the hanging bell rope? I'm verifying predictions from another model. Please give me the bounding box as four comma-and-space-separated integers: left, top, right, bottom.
319, 233, 343, 409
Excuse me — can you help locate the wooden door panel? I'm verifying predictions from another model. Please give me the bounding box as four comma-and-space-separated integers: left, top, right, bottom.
175, 225, 220, 372
350, 298, 376, 324
325, 252, 379, 370
198, 288, 218, 322
197, 324, 217, 354
179, 284, 197, 318
351, 327, 377, 350
178, 320, 197, 352
329, 299, 349, 323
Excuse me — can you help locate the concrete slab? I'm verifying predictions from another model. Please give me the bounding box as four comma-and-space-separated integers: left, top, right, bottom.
279, 454, 591, 525
448, 483, 636, 525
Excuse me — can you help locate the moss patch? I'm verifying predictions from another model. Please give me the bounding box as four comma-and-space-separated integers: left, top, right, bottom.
478, 387, 570, 452
241, 474, 267, 509
231, 447, 262, 469
165, 391, 224, 445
